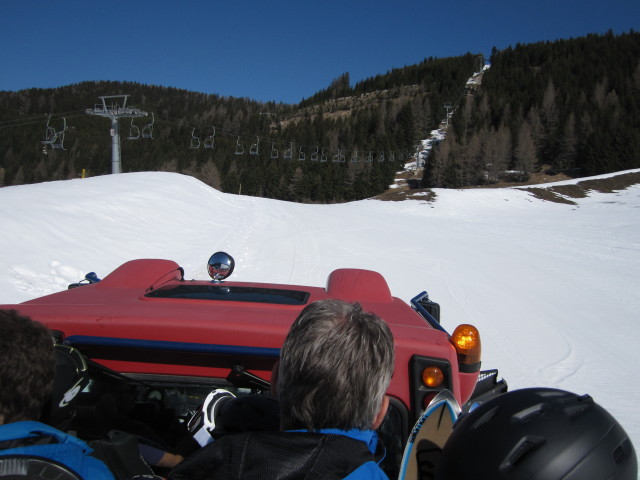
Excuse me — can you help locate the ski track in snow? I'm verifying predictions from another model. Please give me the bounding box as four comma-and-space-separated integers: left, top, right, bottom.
536, 329, 582, 385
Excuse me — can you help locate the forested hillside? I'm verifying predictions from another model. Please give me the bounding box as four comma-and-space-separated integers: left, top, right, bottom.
0, 54, 479, 202
423, 30, 640, 188
2, 31, 638, 201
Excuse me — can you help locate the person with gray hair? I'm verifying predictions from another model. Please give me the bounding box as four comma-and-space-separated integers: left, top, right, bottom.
170, 299, 396, 480
278, 298, 394, 433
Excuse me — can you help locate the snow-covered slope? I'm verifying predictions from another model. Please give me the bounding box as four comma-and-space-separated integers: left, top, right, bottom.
1, 170, 638, 454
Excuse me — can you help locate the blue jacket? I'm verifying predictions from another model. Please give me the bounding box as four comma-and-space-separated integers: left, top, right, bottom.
0, 421, 114, 480
314, 429, 389, 480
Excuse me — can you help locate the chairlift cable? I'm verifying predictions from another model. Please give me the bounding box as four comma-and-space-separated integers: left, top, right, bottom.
1, 106, 411, 166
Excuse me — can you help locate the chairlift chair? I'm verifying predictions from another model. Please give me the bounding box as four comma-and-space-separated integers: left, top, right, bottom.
351, 151, 360, 163
379, 152, 385, 162
43, 125, 56, 143
41, 115, 67, 150
49, 118, 66, 150
270, 143, 279, 159
235, 136, 245, 155
141, 113, 154, 139
298, 147, 305, 161
189, 128, 200, 149
249, 136, 259, 155
365, 151, 373, 163
283, 142, 293, 159
320, 150, 328, 162
204, 127, 216, 149
311, 147, 319, 162
127, 118, 141, 140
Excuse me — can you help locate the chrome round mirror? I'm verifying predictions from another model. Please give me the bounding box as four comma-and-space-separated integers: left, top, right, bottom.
208, 252, 235, 282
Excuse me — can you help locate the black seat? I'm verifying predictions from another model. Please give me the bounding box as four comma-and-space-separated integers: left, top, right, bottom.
40, 344, 90, 431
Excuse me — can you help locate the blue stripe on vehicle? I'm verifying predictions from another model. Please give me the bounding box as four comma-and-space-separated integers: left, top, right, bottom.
65, 335, 281, 357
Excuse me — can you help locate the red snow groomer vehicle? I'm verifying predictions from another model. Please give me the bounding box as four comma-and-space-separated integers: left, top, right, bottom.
0, 252, 506, 476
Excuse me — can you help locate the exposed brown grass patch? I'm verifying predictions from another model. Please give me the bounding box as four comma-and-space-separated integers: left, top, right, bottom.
518, 171, 640, 204
549, 184, 589, 198
578, 172, 640, 193
375, 188, 437, 202
520, 188, 578, 205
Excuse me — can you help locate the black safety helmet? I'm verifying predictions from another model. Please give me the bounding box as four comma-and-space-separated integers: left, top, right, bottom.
436, 388, 637, 480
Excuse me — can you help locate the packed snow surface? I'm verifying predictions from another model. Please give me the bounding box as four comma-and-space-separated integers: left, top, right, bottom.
1, 170, 639, 454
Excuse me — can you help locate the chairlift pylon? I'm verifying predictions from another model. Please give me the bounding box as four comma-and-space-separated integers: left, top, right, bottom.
204, 127, 216, 149
189, 128, 200, 149
141, 113, 154, 139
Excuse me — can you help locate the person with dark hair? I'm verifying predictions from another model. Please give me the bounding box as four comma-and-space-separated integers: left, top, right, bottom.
435, 387, 637, 480
0, 309, 115, 479
170, 299, 396, 480
0, 309, 55, 425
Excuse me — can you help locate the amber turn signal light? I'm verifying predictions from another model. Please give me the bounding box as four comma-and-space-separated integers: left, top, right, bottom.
422, 366, 445, 388
450, 324, 481, 367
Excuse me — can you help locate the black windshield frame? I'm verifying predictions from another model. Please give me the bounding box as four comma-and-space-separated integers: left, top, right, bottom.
145, 284, 310, 305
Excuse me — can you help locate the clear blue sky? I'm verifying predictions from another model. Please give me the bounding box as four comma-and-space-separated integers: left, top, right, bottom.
1, 0, 638, 104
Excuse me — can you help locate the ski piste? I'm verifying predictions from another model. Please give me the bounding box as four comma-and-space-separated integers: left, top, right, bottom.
397, 390, 461, 480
